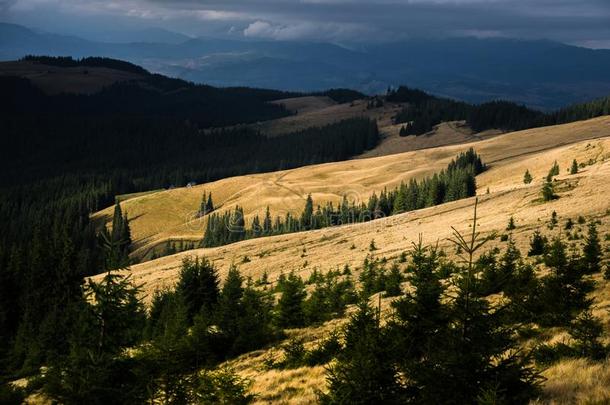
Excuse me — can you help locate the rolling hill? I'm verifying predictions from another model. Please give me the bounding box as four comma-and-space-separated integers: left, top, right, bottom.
89, 114, 610, 404
92, 115, 610, 287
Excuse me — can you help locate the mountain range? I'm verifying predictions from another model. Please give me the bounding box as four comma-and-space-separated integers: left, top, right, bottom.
3, 22, 610, 109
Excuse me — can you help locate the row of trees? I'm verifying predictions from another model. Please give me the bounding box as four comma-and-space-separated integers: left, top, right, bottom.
388, 85, 610, 136
201, 149, 485, 248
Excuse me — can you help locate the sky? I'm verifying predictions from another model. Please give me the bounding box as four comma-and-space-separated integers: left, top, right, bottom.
1, 0, 610, 48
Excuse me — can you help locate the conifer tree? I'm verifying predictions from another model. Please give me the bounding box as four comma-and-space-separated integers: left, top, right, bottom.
176, 257, 220, 323
200, 191, 207, 216
233, 281, 277, 353
263, 206, 272, 235
303, 278, 330, 325
541, 179, 556, 201
570, 159, 579, 175
547, 161, 560, 180
277, 272, 307, 328
108, 202, 132, 266
582, 221, 602, 274
142, 290, 192, 402
206, 192, 214, 214
44, 237, 146, 404
217, 265, 244, 344
251, 215, 261, 238
538, 238, 592, 326
384, 263, 404, 297
388, 239, 447, 402
506, 216, 516, 231
321, 301, 404, 404
549, 210, 558, 229
523, 169, 533, 184
441, 200, 540, 403
301, 195, 314, 230
569, 311, 606, 360
528, 231, 548, 256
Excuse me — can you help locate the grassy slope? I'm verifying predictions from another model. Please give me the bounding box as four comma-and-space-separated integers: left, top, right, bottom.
90, 115, 610, 404
92, 115, 610, 261
0, 60, 144, 94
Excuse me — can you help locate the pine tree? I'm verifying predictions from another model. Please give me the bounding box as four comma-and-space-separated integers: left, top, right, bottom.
176, 257, 220, 323
301, 195, 314, 230
538, 238, 593, 326
569, 311, 606, 360
141, 289, 193, 403
303, 278, 330, 325
441, 200, 540, 403
206, 192, 214, 214
528, 231, 548, 256
276, 272, 307, 328
523, 169, 533, 184
251, 215, 261, 238
541, 179, 556, 201
506, 216, 516, 231
321, 301, 404, 404
549, 210, 558, 229
570, 159, 578, 175
582, 221, 602, 274
199, 191, 207, 216
369, 239, 378, 251
547, 161, 560, 180
392, 189, 406, 214
44, 239, 146, 404
108, 202, 131, 267
263, 206, 272, 235
217, 265, 244, 344
388, 239, 447, 402
233, 281, 277, 353
384, 264, 404, 297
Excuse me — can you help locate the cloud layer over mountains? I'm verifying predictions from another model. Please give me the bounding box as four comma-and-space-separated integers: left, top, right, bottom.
1, 0, 609, 47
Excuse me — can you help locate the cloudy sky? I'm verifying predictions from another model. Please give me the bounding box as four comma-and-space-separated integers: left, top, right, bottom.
1, 0, 610, 47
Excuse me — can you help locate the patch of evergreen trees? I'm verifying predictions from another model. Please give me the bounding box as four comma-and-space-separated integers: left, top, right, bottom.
321, 203, 607, 404
388, 85, 610, 135
202, 148, 486, 248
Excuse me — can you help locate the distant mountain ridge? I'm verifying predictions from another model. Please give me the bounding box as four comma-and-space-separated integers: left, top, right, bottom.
3, 22, 610, 109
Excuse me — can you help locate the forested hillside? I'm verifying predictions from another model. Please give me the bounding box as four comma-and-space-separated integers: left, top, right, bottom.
1, 57, 610, 402
389, 86, 610, 136
0, 58, 380, 386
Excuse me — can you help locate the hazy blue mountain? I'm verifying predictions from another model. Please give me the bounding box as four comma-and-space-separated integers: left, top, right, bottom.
77, 27, 193, 44
2, 22, 610, 109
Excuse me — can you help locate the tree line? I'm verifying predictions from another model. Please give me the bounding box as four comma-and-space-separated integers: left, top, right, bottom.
201, 148, 485, 248
388, 85, 610, 136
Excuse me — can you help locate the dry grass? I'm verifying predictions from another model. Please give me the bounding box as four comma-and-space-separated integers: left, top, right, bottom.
91, 115, 610, 291
86, 116, 610, 404
250, 98, 402, 137
271, 96, 337, 115
358, 120, 502, 159
0, 61, 144, 95
222, 319, 347, 404
534, 358, 610, 404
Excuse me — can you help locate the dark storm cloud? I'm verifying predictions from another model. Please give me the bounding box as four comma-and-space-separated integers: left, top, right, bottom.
2, 0, 610, 46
